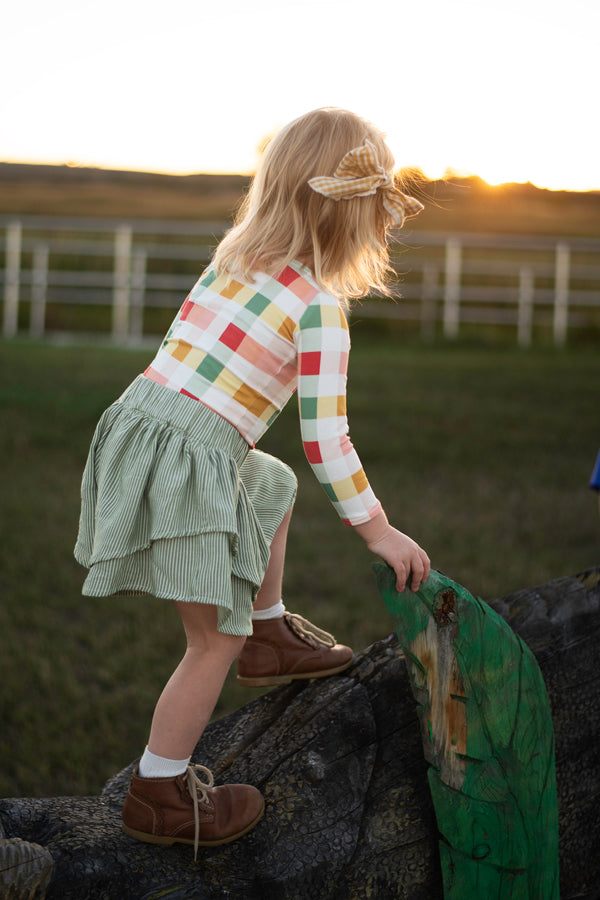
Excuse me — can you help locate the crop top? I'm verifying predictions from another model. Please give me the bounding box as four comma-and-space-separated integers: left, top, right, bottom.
144, 260, 382, 526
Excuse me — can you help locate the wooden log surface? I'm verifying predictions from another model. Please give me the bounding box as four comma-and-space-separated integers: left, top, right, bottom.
0, 567, 599, 899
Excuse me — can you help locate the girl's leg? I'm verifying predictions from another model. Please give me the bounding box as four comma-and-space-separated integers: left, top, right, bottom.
237, 507, 354, 686
122, 600, 264, 849
253, 508, 292, 612
147, 601, 245, 760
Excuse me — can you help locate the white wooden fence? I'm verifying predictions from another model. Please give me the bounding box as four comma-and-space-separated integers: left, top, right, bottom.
1, 215, 599, 346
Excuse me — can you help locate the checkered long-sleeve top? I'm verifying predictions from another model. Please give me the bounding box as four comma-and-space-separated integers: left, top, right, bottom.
144, 260, 382, 526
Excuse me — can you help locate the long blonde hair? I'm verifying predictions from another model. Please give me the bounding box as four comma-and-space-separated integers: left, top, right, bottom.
212, 108, 404, 302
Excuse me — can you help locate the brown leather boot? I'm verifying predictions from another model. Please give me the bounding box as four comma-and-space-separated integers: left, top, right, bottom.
237, 613, 354, 686
121, 764, 264, 858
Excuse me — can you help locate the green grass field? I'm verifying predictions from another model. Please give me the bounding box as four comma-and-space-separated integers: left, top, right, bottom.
1, 334, 599, 800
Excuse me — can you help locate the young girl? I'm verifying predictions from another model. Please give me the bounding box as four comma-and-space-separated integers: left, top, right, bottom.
75, 107, 430, 856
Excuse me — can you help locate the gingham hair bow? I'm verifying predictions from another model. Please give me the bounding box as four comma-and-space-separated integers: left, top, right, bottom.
308, 139, 424, 227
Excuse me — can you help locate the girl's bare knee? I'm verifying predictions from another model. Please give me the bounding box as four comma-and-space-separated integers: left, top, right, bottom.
223, 633, 246, 661
188, 629, 245, 662
210, 630, 246, 654
174, 601, 246, 660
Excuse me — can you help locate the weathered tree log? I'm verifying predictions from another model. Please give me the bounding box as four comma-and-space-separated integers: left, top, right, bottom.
0, 567, 599, 900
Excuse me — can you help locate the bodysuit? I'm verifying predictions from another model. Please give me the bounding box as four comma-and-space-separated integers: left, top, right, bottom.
144, 259, 382, 527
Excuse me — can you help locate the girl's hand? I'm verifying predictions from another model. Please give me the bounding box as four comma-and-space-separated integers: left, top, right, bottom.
365, 525, 430, 593
354, 512, 430, 592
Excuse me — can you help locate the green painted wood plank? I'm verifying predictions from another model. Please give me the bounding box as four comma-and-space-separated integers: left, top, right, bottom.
374, 565, 559, 900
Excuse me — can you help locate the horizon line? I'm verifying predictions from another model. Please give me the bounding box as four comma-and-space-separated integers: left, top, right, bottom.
1, 157, 600, 196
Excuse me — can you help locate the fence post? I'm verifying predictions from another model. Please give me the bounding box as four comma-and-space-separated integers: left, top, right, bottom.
3, 221, 22, 338
518, 266, 534, 348
30, 244, 49, 338
553, 242, 570, 347
420, 263, 438, 341
112, 225, 132, 342
129, 248, 147, 343
443, 239, 462, 339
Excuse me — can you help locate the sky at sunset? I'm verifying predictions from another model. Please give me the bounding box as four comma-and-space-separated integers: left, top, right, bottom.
2, 0, 599, 191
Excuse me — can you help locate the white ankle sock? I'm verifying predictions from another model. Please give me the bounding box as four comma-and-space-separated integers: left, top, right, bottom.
138, 746, 191, 778
252, 600, 286, 621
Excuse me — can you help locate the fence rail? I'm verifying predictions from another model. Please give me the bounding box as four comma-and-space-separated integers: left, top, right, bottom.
2, 215, 599, 346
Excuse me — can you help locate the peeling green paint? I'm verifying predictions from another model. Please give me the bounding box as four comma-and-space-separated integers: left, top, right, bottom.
374, 565, 559, 900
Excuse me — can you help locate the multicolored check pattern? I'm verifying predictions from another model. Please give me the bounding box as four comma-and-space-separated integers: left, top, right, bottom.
144, 261, 382, 525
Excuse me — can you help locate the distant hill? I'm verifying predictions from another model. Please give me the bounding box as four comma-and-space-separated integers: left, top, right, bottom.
0, 163, 249, 222
1, 162, 599, 239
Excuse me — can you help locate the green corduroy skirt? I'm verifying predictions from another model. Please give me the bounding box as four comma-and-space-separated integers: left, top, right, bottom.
74, 376, 297, 635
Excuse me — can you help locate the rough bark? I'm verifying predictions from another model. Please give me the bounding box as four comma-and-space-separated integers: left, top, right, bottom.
0, 567, 599, 900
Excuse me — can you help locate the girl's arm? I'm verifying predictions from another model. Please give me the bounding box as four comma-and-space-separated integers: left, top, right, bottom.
295, 297, 429, 592
295, 298, 381, 525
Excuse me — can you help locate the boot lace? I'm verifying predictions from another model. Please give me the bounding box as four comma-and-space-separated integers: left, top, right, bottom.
285, 613, 336, 649
184, 763, 214, 860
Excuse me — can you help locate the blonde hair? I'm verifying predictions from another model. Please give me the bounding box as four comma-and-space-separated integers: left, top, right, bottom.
212, 107, 404, 302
